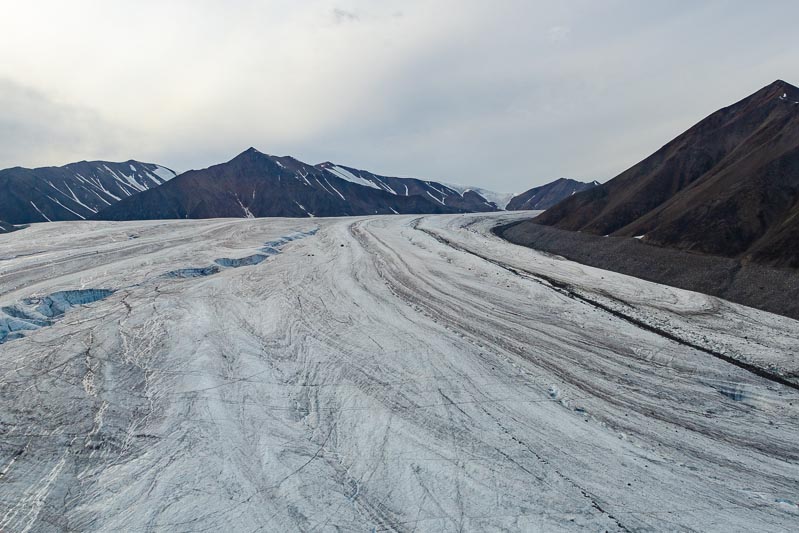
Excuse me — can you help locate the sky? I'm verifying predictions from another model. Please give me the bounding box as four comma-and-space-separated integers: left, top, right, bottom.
0, 1, 797, 192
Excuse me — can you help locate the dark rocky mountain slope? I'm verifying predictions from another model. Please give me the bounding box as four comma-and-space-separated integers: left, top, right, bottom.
506, 178, 599, 211
0, 160, 176, 224
97, 149, 503, 220
316, 163, 502, 212
533, 79, 799, 269
0, 221, 19, 234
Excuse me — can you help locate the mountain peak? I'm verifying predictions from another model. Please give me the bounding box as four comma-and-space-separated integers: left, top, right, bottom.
535, 79, 799, 268
769, 79, 797, 91
752, 79, 799, 103
238, 147, 270, 157
232, 147, 271, 162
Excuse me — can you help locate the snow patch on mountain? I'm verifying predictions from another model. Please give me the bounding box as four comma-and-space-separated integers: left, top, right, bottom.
150, 166, 177, 182
443, 183, 515, 209
324, 165, 381, 190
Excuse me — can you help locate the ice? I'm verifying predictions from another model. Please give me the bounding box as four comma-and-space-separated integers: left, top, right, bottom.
162, 266, 220, 278
32, 289, 116, 317
214, 254, 268, 268
215, 229, 317, 267
0, 214, 796, 532
0, 289, 114, 343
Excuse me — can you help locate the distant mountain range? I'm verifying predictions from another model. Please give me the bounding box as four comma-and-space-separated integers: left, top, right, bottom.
95, 149, 482, 220
533, 79, 799, 268
506, 178, 599, 210
0, 150, 595, 224
316, 162, 506, 212
0, 161, 176, 224
92, 148, 595, 221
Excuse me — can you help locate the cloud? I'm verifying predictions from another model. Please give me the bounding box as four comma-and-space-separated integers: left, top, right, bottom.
332, 8, 359, 24
548, 25, 571, 42
0, 78, 134, 168
0, 1, 797, 191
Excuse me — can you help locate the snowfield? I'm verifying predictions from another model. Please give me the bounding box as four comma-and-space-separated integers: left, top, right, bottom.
0, 212, 797, 532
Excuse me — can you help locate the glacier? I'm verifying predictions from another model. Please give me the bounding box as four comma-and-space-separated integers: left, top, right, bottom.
0, 213, 797, 532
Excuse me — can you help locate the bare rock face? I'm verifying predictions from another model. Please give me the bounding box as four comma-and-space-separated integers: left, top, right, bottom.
535, 80, 799, 268
0, 160, 177, 224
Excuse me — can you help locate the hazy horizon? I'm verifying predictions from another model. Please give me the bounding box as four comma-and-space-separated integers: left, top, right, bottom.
2, 1, 797, 191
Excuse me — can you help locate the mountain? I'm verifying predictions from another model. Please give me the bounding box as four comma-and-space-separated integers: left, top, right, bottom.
316, 163, 501, 212
506, 178, 599, 211
0, 160, 177, 224
534, 79, 799, 268
96, 148, 504, 220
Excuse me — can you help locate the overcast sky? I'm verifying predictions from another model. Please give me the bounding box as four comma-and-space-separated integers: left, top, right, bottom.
1, 1, 796, 191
